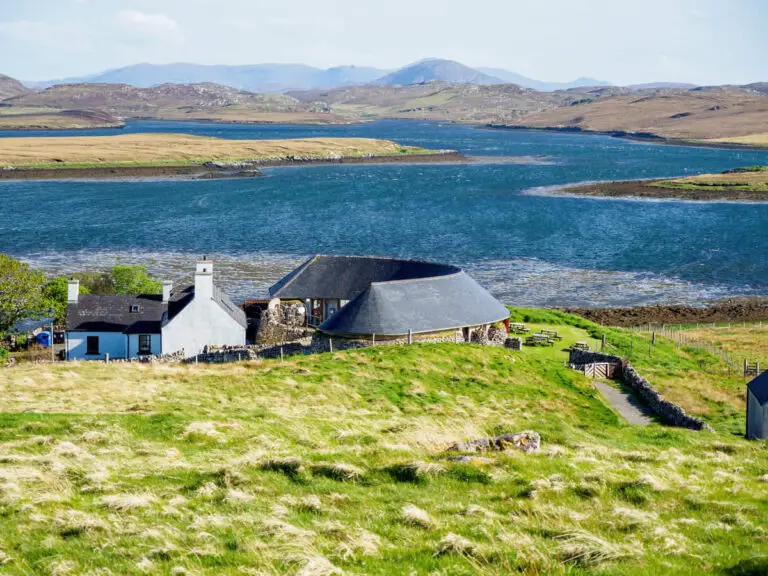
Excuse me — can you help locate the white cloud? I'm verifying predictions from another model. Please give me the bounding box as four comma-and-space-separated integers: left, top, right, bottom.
118, 10, 179, 33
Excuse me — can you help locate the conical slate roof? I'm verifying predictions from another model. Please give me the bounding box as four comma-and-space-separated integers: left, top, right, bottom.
316, 263, 509, 337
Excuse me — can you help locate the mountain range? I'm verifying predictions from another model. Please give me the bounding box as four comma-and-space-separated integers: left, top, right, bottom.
26, 59, 612, 93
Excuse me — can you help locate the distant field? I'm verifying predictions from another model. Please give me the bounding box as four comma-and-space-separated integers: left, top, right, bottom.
650, 167, 768, 192
682, 324, 768, 364
0, 113, 122, 130
0, 133, 433, 167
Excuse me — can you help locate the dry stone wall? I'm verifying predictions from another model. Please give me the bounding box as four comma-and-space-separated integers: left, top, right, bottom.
569, 349, 714, 432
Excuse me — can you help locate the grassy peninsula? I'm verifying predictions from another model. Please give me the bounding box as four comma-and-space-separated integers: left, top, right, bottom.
0, 308, 766, 575
0, 133, 457, 180
555, 166, 768, 202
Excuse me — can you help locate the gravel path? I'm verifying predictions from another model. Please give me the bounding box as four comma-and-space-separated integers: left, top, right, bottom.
594, 381, 653, 426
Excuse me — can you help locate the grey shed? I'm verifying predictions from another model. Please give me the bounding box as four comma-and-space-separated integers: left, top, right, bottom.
746, 371, 768, 440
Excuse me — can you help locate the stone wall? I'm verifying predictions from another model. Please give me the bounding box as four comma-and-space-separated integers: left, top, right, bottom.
569, 349, 714, 432
189, 325, 513, 363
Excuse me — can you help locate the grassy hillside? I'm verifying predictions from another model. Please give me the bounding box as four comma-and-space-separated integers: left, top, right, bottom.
0, 311, 765, 575
0, 133, 437, 168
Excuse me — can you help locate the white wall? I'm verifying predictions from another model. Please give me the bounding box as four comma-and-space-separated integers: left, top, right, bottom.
67, 331, 126, 360
162, 297, 245, 358
127, 333, 162, 358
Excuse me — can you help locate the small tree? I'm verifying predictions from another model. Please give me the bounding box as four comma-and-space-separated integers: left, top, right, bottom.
42, 277, 90, 323
0, 254, 45, 333
111, 265, 162, 295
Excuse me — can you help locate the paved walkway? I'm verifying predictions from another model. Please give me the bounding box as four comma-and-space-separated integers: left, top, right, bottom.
594, 381, 653, 426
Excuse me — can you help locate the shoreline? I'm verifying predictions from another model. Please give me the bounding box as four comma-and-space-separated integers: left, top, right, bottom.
540, 179, 768, 203
565, 297, 768, 327
0, 151, 466, 181
484, 124, 768, 152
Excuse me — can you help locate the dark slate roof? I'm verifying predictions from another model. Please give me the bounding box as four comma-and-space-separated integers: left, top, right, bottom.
270, 255, 461, 300
748, 371, 768, 406
66, 283, 246, 333
281, 256, 511, 337
213, 285, 248, 328
66, 293, 170, 333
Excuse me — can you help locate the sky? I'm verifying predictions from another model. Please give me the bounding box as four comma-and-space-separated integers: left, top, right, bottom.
0, 0, 766, 85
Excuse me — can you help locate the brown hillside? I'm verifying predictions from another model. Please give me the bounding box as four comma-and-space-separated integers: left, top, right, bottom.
289, 82, 596, 123
512, 89, 768, 141
0, 74, 32, 100
4, 82, 344, 123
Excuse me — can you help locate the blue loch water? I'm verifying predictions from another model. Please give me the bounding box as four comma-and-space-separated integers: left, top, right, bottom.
1, 120, 767, 306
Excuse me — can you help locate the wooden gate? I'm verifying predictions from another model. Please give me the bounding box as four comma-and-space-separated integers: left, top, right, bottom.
583, 363, 619, 379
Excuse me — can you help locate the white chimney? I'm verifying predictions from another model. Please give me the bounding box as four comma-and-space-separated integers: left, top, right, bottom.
162, 281, 173, 303
67, 278, 80, 303
194, 257, 213, 300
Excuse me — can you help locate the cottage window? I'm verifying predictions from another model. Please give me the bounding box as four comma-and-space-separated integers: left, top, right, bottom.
138, 335, 152, 355
130, 305, 140, 313
86, 336, 99, 355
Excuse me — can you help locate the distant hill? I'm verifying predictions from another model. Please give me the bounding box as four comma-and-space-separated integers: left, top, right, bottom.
31, 63, 390, 93
288, 82, 601, 123
0, 74, 32, 100
372, 59, 504, 86
477, 68, 611, 91
4, 82, 349, 124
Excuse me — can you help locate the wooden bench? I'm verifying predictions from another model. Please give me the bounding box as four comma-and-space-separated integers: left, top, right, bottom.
541, 329, 562, 341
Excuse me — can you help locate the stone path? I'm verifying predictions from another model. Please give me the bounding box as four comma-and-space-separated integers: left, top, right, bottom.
593, 381, 653, 426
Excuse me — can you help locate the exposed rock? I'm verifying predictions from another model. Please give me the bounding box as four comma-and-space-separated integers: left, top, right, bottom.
255, 300, 309, 344
487, 324, 507, 345
445, 431, 541, 454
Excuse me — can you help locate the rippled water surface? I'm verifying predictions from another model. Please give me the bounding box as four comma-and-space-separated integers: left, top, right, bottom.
2, 120, 767, 305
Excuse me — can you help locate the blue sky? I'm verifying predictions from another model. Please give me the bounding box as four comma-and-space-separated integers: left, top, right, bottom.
1, 0, 766, 85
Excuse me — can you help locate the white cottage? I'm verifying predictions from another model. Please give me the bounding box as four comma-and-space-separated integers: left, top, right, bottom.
65, 259, 246, 360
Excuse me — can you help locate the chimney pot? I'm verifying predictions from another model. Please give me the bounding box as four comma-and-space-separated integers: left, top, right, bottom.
67, 278, 80, 303
162, 281, 173, 303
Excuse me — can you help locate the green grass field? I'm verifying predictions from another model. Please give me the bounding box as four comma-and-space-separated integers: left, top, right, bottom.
0, 309, 766, 575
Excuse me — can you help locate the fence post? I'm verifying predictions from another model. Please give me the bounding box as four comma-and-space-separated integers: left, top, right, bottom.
280, 346, 284, 361
408, 329, 413, 345
105, 353, 109, 364
329, 338, 333, 353
372, 333, 376, 346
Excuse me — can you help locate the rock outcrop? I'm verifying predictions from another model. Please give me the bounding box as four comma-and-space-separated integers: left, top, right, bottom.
445, 431, 541, 454
255, 300, 310, 344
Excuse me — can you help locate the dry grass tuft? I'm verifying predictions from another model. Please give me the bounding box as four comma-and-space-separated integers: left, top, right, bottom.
556, 530, 637, 566
298, 495, 323, 512
435, 533, 479, 557
294, 555, 343, 576
311, 462, 364, 481
100, 493, 157, 511
401, 504, 434, 529
54, 509, 108, 536
259, 456, 303, 476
